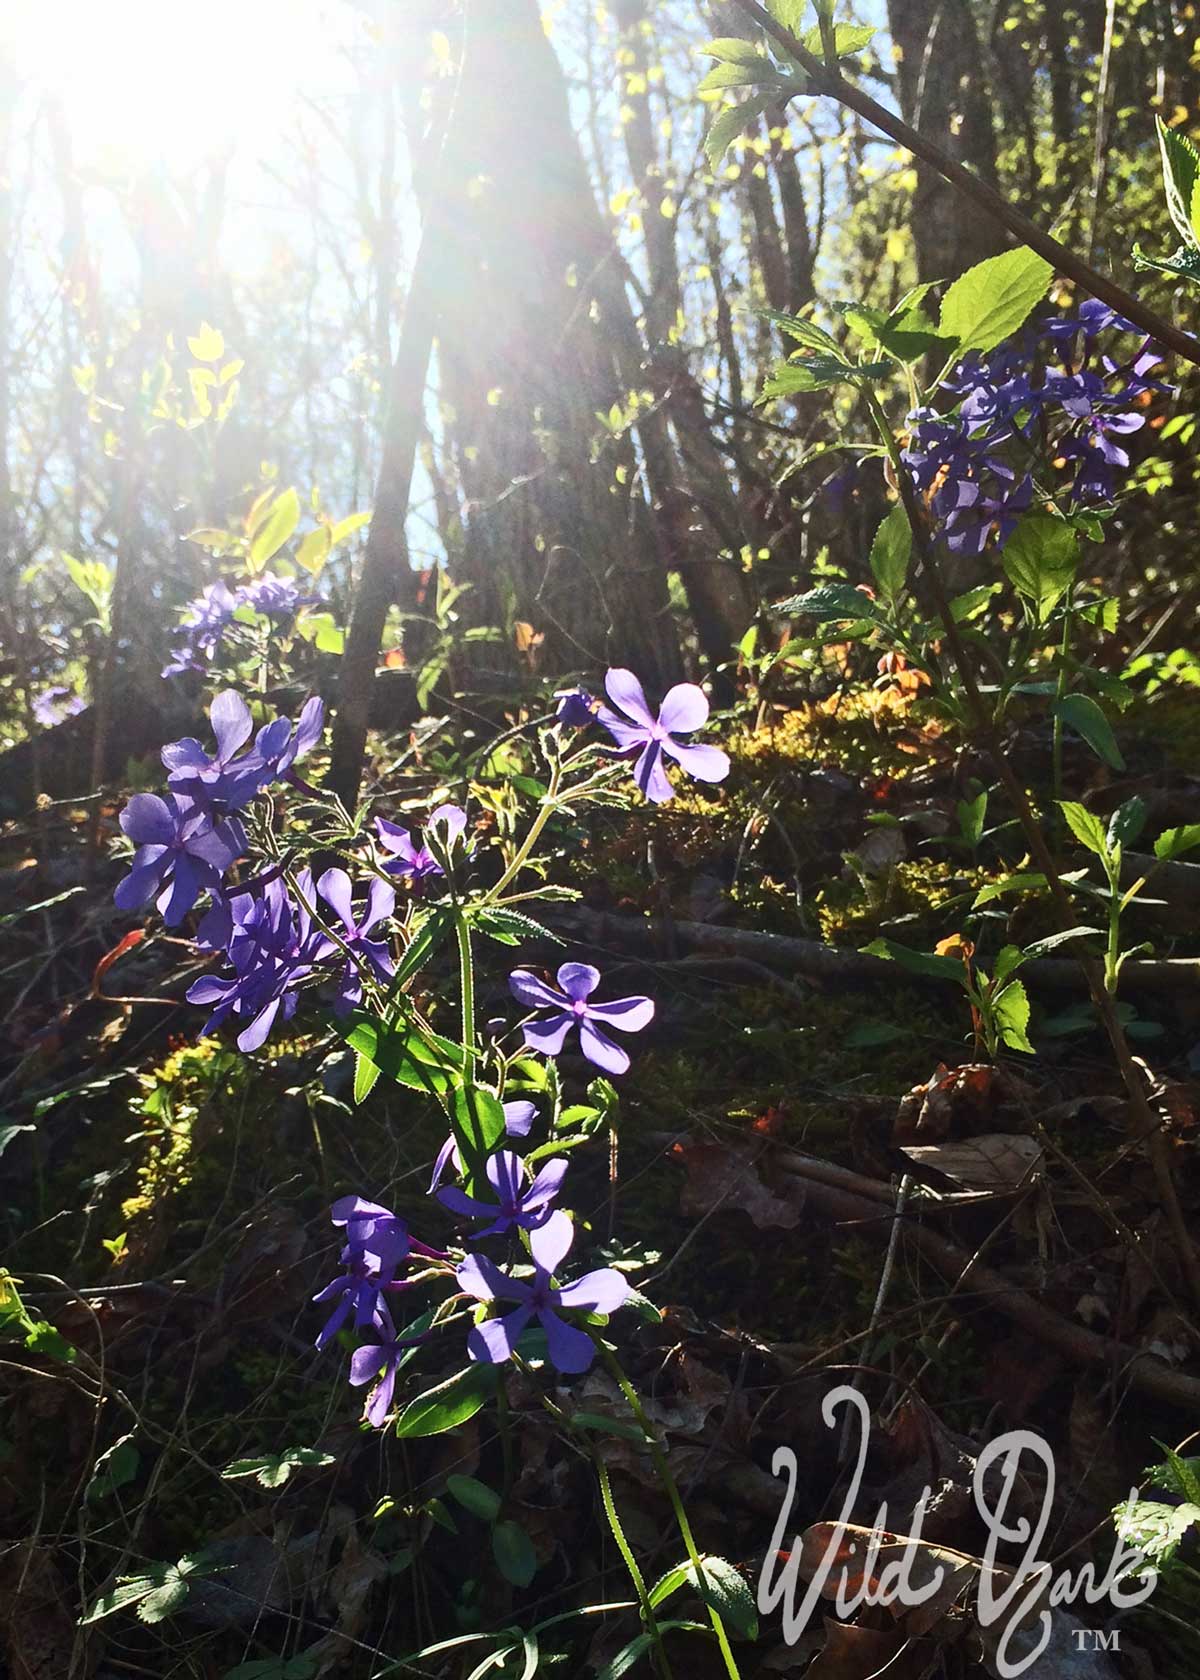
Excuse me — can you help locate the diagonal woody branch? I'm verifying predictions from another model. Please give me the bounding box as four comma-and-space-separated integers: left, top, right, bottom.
728, 0, 1200, 369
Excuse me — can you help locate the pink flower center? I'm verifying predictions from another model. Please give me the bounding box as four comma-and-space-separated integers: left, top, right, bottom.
571, 998, 588, 1017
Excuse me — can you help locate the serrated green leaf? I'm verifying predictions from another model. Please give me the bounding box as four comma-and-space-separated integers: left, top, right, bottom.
765, 0, 806, 28
973, 871, 1047, 906
1114, 1497, 1200, 1565
704, 92, 773, 169
993, 979, 1034, 1053
1059, 801, 1109, 858
752, 305, 844, 356
471, 906, 554, 947
698, 58, 781, 93
1154, 824, 1200, 861
353, 1051, 381, 1104
800, 22, 875, 56
868, 505, 911, 604
1156, 116, 1200, 248
938, 245, 1052, 357
773, 582, 882, 622
1055, 694, 1125, 770
341, 1014, 463, 1096
1020, 927, 1102, 959
698, 37, 773, 66
86, 1434, 140, 1502
1000, 514, 1078, 622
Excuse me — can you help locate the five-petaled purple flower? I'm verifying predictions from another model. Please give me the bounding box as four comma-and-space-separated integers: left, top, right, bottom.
595, 669, 729, 804
509, 962, 654, 1075
187, 871, 324, 1049
457, 1211, 629, 1373
437, 1149, 567, 1237
113, 792, 244, 925
376, 803, 467, 888
315, 868, 396, 1012
313, 1196, 411, 1349
349, 1312, 408, 1427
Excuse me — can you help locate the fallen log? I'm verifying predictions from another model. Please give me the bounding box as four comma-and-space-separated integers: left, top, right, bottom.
557, 906, 1199, 994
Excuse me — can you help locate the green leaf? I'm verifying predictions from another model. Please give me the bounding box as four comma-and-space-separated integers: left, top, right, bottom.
956, 790, 987, 850
1020, 927, 1103, 959
1077, 595, 1119, 633
249, 487, 300, 571
353, 1051, 381, 1104
1059, 801, 1109, 858
766, 0, 805, 26
1131, 241, 1200, 283
800, 22, 875, 56
595, 1634, 656, 1680
1108, 796, 1147, 852
1149, 1444, 1200, 1505
491, 1520, 538, 1588
342, 1014, 463, 1096
471, 906, 554, 947
1154, 824, 1200, 861
868, 505, 911, 604
295, 610, 344, 654
861, 939, 967, 984
86, 1434, 140, 1502
992, 945, 1026, 983
938, 245, 1052, 357
569, 1410, 647, 1442
698, 58, 783, 94
704, 92, 773, 169
451, 1084, 508, 1186
83, 1552, 217, 1627
447, 1474, 502, 1521
949, 582, 1001, 621
221, 1448, 335, 1489
689, 1555, 759, 1640
1156, 116, 1200, 248
1000, 514, 1078, 623
698, 37, 774, 66
752, 305, 844, 356
1054, 694, 1125, 770
773, 582, 882, 622
1114, 1498, 1200, 1566
648, 1561, 692, 1608
993, 979, 1034, 1054
973, 871, 1047, 906
395, 1365, 498, 1438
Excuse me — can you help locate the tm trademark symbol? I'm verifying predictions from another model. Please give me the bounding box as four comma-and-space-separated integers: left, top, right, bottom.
1073, 1630, 1120, 1653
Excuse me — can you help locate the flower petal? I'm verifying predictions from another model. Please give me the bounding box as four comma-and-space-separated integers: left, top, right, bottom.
634, 742, 674, 804
317, 866, 355, 931
538, 1308, 597, 1373
524, 1157, 568, 1211
119, 793, 175, 846
437, 1185, 494, 1220
349, 1343, 389, 1387
657, 682, 709, 735
508, 969, 567, 1010
584, 995, 655, 1032
503, 1101, 537, 1138
557, 1266, 630, 1315
237, 995, 282, 1052
556, 962, 599, 1001
659, 740, 730, 784
528, 1209, 574, 1275
114, 857, 166, 911
210, 690, 254, 761
485, 1150, 524, 1206
362, 875, 396, 931
594, 705, 650, 751
604, 667, 655, 727
578, 1019, 631, 1075
468, 1305, 533, 1364
429, 1135, 460, 1192
522, 1015, 574, 1058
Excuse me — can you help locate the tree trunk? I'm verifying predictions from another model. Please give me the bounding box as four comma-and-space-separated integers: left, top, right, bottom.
886, 0, 1006, 281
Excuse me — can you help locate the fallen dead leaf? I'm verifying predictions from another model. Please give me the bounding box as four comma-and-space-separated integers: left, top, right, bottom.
675, 1140, 804, 1230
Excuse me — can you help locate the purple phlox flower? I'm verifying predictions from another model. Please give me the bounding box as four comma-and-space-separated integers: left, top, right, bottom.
508, 962, 654, 1076
162, 689, 267, 811
595, 669, 729, 804
349, 1315, 406, 1428
429, 1099, 537, 1192
437, 1148, 567, 1238
554, 687, 599, 728
456, 1211, 629, 1374
1043, 368, 1111, 420
32, 685, 86, 727
315, 868, 395, 1012
331, 1195, 411, 1281
186, 871, 322, 1049
113, 791, 244, 926
251, 695, 325, 788
903, 406, 1032, 556
162, 581, 240, 675
312, 1258, 388, 1350
376, 803, 467, 888
1043, 301, 1137, 349
1059, 410, 1145, 503
237, 573, 315, 620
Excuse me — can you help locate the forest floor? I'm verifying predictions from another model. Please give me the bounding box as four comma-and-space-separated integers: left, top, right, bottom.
3, 675, 1200, 1680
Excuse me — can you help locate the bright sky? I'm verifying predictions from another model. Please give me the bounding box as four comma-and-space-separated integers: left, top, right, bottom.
2, 0, 357, 168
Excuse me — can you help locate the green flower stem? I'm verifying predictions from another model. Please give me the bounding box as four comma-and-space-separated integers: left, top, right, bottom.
596, 1455, 675, 1680
455, 908, 475, 1086
1052, 585, 1073, 809
598, 1342, 743, 1680
485, 756, 563, 902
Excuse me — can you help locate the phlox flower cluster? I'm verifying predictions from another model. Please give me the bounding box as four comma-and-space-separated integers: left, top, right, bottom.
903, 304, 1170, 555
111, 664, 727, 1423
163, 574, 316, 676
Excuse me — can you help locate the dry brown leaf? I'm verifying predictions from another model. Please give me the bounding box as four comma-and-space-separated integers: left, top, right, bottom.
675, 1140, 804, 1230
